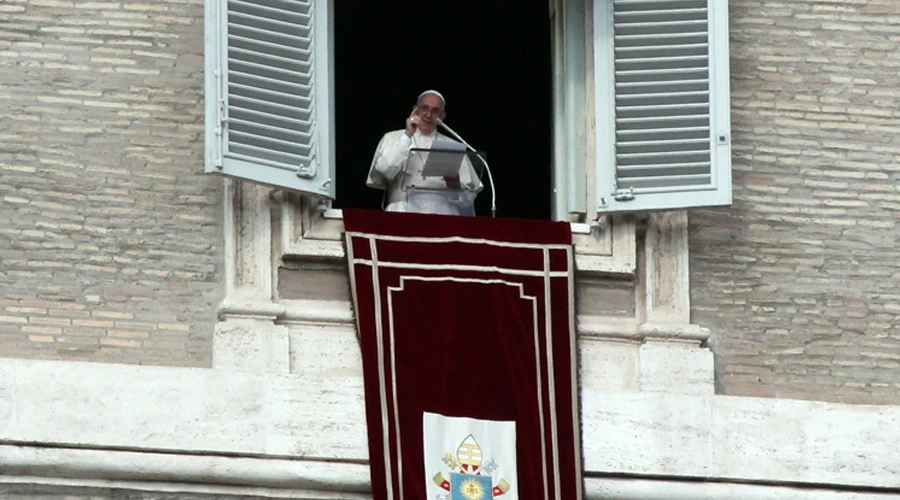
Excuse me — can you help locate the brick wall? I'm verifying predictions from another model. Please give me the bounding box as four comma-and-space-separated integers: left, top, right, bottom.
0, 0, 221, 367
6, 0, 898, 398
691, 1, 900, 403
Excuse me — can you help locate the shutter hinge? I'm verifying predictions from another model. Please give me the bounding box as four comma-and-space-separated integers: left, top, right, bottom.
614, 187, 635, 202
295, 123, 319, 179
214, 99, 225, 138
217, 99, 226, 126
214, 99, 225, 169
314, 128, 320, 166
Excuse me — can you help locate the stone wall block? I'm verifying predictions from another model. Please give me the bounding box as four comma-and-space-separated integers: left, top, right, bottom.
213, 320, 290, 374
640, 340, 714, 395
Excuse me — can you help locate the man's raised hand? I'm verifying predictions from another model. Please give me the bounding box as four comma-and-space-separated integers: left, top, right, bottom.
405, 111, 419, 137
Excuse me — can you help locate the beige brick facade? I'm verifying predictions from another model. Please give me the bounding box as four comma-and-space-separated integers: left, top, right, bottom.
1, 0, 898, 404
691, 0, 900, 404
0, 0, 221, 367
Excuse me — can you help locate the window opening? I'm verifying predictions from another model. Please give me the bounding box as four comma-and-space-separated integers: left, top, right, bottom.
333, 0, 552, 219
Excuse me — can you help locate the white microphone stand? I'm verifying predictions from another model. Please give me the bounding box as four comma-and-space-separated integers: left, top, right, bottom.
437, 120, 497, 218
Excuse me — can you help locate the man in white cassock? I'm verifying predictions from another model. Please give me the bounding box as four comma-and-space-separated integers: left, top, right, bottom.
366, 90, 483, 215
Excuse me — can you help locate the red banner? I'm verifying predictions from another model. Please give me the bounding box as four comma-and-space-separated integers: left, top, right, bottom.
344, 210, 581, 500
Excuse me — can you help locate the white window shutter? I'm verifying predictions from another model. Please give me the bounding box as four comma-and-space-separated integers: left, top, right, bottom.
205, 0, 335, 198
595, 0, 731, 212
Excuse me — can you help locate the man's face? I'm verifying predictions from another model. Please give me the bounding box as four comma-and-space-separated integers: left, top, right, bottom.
413, 93, 445, 135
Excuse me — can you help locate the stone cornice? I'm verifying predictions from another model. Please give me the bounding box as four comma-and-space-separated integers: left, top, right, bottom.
2, 358, 899, 494
4, 445, 899, 500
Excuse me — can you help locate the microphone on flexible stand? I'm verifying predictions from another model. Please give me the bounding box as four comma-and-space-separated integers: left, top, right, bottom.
437, 119, 497, 217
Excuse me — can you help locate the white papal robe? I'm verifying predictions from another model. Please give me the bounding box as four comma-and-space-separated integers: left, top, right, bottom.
366, 129, 483, 215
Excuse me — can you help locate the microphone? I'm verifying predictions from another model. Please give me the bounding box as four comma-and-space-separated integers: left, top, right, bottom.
437, 119, 497, 217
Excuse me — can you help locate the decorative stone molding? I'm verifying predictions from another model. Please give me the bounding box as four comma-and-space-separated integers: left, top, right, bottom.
628, 210, 714, 393
576, 320, 713, 395
280, 192, 345, 260
278, 194, 638, 277
224, 186, 712, 396
218, 186, 354, 373
573, 215, 638, 276
217, 180, 289, 373
578, 316, 710, 342
224, 179, 274, 305
218, 299, 354, 327
642, 210, 691, 326
214, 299, 354, 374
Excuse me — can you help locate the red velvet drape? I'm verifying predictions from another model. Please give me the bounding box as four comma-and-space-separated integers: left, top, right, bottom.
345, 210, 581, 500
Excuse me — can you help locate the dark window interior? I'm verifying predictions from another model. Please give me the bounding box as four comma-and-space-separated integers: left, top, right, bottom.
334, 0, 552, 219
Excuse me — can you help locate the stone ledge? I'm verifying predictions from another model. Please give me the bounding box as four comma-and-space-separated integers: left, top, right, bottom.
0, 444, 371, 498
577, 316, 710, 342
3, 447, 898, 500
218, 299, 354, 326
2, 358, 899, 491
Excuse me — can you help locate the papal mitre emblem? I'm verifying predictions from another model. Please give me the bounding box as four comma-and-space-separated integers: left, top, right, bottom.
457, 434, 483, 472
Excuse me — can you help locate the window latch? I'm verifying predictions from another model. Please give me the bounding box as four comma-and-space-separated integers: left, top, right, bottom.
614, 187, 635, 202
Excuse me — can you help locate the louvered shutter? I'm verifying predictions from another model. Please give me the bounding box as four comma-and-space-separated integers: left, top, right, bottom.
595, 0, 731, 212
205, 0, 335, 198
